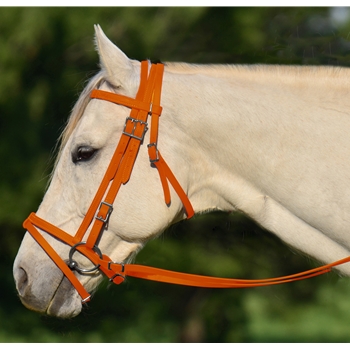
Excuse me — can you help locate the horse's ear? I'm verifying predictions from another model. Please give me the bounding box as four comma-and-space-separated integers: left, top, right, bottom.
94, 24, 136, 89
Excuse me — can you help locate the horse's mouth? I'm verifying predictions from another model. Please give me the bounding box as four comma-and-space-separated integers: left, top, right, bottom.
46, 274, 83, 318
16, 274, 83, 319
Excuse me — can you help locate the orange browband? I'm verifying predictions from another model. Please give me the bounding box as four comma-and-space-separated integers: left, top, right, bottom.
23, 61, 350, 304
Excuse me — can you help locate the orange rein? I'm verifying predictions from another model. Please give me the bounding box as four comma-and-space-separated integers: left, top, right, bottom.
23, 61, 350, 303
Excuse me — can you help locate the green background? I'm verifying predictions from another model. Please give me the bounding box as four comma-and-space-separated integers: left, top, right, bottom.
2, 7, 350, 342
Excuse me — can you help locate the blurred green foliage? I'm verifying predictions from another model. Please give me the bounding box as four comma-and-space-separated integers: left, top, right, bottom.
2, 7, 350, 342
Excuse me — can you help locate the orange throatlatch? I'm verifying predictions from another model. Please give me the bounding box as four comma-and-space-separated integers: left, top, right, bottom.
23, 61, 350, 304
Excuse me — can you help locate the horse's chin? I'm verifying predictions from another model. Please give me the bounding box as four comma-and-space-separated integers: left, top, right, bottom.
46, 276, 83, 318
17, 275, 83, 318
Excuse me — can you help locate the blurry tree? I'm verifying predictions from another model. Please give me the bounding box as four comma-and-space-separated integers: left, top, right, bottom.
1, 7, 350, 342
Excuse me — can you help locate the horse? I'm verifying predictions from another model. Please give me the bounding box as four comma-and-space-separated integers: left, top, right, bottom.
13, 24, 350, 318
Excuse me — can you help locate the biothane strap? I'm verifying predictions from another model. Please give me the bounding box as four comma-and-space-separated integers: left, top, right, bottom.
110, 256, 350, 288
25, 210, 350, 301
24, 215, 91, 302
90, 68, 194, 218
23, 60, 194, 302
23, 60, 350, 304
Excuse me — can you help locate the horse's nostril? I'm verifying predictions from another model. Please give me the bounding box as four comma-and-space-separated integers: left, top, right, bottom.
15, 267, 29, 295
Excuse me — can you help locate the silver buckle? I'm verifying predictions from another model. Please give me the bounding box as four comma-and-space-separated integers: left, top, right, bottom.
123, 117, 148, 142
107, 262, 125, 283
148, 143, 159, 163
95, 201, 113, 224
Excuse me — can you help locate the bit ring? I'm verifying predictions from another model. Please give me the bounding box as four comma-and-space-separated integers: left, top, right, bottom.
68, 242, 102, 274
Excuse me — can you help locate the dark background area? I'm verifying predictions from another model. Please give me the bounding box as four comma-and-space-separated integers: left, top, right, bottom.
2, 7, 350, 342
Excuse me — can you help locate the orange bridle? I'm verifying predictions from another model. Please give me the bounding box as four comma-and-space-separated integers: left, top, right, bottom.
23, 61, 350, 304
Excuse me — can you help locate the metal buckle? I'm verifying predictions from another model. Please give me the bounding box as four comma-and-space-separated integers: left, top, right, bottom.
95, 201, 113, 224
107, 262, 125, 283
147, 143, 159, 163
107, 261, 125, 272
68, 242, 103, 274
123, 117, 148, 142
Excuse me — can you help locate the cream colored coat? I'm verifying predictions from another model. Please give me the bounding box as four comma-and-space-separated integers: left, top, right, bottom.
13, 25, 350, 318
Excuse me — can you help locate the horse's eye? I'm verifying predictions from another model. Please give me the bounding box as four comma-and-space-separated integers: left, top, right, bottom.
72, 146, 97, 164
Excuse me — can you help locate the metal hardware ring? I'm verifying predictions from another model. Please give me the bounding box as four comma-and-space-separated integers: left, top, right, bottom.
68, 242, 103, 274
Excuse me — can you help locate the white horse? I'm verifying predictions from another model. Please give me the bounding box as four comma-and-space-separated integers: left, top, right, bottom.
13, 24, 350, 318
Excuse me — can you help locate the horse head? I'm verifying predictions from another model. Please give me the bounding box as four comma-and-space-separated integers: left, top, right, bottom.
15, 23, 350, 320
13, 25, 190, 318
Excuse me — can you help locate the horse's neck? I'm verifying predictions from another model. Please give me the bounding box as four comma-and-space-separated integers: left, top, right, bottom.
161, 64, 350, 215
